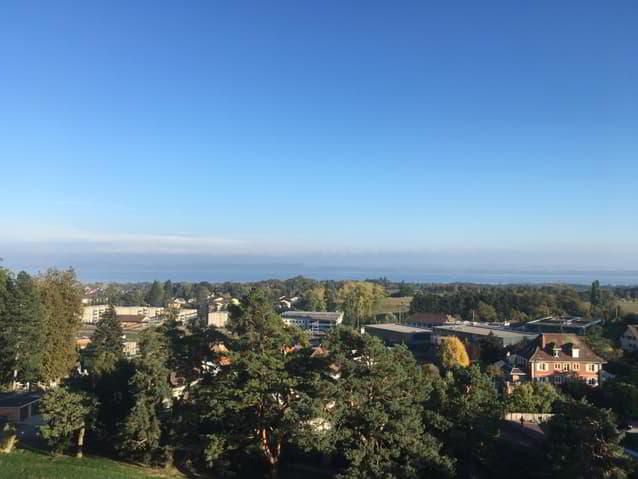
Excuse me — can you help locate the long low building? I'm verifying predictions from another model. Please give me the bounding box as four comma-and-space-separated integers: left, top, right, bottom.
82, 305, 197, 324
519, 316, 602, 336
281, 311, 343, 335
432, 323, 538, 347
364, 323, 432, 349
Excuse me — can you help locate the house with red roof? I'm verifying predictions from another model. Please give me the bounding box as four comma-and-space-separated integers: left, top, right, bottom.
511, 333, 605, 386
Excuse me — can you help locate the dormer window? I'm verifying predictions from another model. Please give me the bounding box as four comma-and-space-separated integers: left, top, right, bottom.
571, 347, 580, 358
553, 347, 560, 358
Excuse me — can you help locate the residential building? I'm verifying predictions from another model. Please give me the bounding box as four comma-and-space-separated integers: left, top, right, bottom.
520, 316, 602, 336
511, 333, 605, 386
206, 311, 230, 328
405, 313, 455, 329
281, 311, 343, 335
432, 323, 538, 348
0, 392, 41, 423
620, 325, 638, 353
364, 323, 432, 350
82, 305, 197, 324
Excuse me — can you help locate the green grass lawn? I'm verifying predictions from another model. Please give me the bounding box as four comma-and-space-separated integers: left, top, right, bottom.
0, 449, 184, 479
620, 301, 638, 315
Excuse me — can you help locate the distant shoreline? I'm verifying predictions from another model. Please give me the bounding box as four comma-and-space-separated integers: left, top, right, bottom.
70, 269, 638, 286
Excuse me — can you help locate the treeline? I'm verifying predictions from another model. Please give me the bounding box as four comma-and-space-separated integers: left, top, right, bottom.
0, 268, 82, 388
28, 289, 635, 479
409, 284, 618, 322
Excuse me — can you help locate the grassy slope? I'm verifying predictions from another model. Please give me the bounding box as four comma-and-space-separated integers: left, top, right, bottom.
0, 449, 184, 479
620, 301, 638, 315
374, 296, 412, 314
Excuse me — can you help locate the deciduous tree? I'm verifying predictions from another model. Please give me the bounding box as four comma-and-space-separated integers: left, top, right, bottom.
39, 387, 98, 457
439, 337, 470, 369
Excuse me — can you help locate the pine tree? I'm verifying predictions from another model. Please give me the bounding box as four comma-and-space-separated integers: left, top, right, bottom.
88, 304, 124, 376
546, 400, 634, 478
194, 290, 322, 478
590, 280, 602, 307
37, 269, 83, 383
325, 328, 454, 479
163, 280, 173, 305
146, 280, 165, 307
0, 271, 45, 388
118, 328, 171, 465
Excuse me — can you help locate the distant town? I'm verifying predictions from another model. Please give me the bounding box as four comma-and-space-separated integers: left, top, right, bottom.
2, 270, 638, 478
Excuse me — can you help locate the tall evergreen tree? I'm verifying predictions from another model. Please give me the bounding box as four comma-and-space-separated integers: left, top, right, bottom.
163, 280, 173, 305
590, 280, 602, 307
0, 271, 45, 387
37, 269, 83, 383
146, 280, 165, 307
194, 290, 323, 478
88, 304, 124, 376
426, 366, 502, 476
325, 329, 454, 479
118, 328, 171, 464
546, 400, 634, 478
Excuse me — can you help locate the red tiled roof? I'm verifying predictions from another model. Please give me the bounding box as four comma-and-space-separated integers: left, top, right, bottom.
519, 333, 604, 363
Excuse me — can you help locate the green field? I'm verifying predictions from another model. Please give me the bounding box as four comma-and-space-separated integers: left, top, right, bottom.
620, 301, 638, 315
0, 449, 184, 479
374, 296, 412, 314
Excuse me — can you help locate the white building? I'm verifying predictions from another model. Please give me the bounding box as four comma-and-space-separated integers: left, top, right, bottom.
281, 311, 343, 335
82, 305, 197, 324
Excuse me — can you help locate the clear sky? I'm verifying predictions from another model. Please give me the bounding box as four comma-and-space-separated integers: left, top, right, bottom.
1, 1, 637, 278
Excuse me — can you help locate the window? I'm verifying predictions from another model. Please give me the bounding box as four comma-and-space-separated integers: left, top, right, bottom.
554, 363, 561, 370
573, 363, 580, 370
562, 363, 570, 371
537, 363, 547, 371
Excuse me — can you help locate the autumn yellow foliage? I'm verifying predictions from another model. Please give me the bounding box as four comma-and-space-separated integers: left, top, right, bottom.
439, 336, 470, 369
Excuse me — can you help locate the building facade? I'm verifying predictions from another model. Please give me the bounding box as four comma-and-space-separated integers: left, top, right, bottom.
364, 323, 432, 350
281, 311, 343, 335
512, 333, 605, 386
620, 325, 638, 353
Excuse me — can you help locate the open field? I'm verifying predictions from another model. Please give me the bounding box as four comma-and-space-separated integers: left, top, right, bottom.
374, 296, 412, 314
620, 301, 638, 315
0, 449, 184, 479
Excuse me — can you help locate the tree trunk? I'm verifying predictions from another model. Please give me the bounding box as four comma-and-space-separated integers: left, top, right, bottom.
76, 426, 85, 458
0, 431, 17, 454
268, 461, 279, 479
260, 429, 281, 479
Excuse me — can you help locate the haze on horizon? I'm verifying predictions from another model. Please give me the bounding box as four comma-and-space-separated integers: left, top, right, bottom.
1, 1, 637, 280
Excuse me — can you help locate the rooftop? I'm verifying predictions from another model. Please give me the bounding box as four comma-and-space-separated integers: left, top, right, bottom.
434, 324, 538, 340
0, 392, 41, 408
282, 311, 344, 321
406, 313, 453, 325
524, 316, 602, 327
365, 323, 432, 334
117, 314, 147, 323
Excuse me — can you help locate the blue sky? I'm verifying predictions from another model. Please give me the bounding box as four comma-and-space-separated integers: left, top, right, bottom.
1, 1, 637, 276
